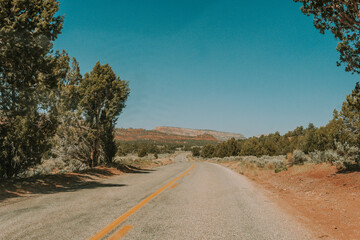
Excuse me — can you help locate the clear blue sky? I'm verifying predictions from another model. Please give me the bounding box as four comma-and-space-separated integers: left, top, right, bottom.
54, 0, 358, 137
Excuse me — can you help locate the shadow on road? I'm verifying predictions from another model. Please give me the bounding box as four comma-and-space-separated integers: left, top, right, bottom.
113, 164, 155, 174
0, 164, 154, 203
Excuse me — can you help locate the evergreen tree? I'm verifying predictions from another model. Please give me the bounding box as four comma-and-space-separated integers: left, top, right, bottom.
200, 144, 215, 158
191, 147, 201, 157
294, 0, 360, 74
51, 57, 91, 165
303, 123, 317, 153
137, 148, 147, 158
339, 82, 360, 147
214, 142, 228, 158
0, 0, 65, 178
78, 62, 129, 167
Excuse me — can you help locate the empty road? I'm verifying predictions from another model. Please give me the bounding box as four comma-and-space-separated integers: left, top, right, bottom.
0, 153, 314, 239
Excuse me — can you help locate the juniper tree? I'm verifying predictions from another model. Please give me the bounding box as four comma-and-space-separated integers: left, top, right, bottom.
294, 0, 360, 74
302, 123, 317, 153
200, 144, 215, 158
339, 82, 360, 145
79, 62, 129, 167
191, 147, 201, 157
51, 57, 90, 166
0, 0, 65, 178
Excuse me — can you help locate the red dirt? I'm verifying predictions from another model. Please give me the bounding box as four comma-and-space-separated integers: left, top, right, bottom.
220, 162, 360, 239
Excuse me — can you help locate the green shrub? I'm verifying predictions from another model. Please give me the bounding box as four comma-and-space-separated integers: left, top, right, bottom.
289, 150, 308, 165
275, 166, 287, 173
191, 147, 201, 157
137, 148, 147, 157
309, 150, 326, 164
309, 149, 339, 164
333, 142, 360, 171
200, 144, 215, 158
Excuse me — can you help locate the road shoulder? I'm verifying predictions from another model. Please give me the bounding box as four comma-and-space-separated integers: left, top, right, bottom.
206, 159, 360, 240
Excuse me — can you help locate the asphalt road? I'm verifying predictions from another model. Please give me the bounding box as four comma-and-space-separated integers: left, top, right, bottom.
0, 153, 314, 240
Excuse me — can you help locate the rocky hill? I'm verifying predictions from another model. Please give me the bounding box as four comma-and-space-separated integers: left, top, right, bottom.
114, 128, 218, 144
154, 126, 245, 141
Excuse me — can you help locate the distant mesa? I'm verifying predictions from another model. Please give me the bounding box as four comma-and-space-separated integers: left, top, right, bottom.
114, 127, 245, 143
154, 126, 245, 142
114, 128, 218, 143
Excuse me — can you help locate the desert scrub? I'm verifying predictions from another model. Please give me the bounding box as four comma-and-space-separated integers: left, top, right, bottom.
289, 150, 308, 166
274, 166, 288, 173
306, 143, 360, 170
308, 150, 338, 164
332, 142, 360, 171
299, 142, 360, 171
241, 155, 285, 169
18, 158, 88, 178
209, 155, 286, 170
114, 153, 174, 168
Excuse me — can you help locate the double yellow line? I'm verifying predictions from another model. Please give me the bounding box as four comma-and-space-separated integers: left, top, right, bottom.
89, 162, 195, 240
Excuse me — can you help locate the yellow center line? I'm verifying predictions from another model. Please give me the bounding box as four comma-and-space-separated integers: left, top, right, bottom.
107, 225, 133, 240
170, 183, 178, 189
89, 162, 195, 240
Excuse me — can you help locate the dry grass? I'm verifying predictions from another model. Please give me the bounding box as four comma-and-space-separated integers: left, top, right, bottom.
114, 153, 175, 169
194, 155, 286, 176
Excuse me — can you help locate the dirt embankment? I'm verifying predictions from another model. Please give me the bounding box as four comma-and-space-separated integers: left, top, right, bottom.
217, 161, 360, 240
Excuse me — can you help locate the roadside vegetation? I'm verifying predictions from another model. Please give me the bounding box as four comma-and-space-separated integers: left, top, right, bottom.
2, 0, 360, 182
0, 1, 129, 179
194, 84, 360, 171
193, 0, 360, 173
116, 140, 204, 158
114, 153, 176, 170
200, 0, 360, 172
0, 0, 194, 180
194, 3, 360, 237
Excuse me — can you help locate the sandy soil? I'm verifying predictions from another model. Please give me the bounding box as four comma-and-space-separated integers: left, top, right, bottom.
217, 161, 360, 240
